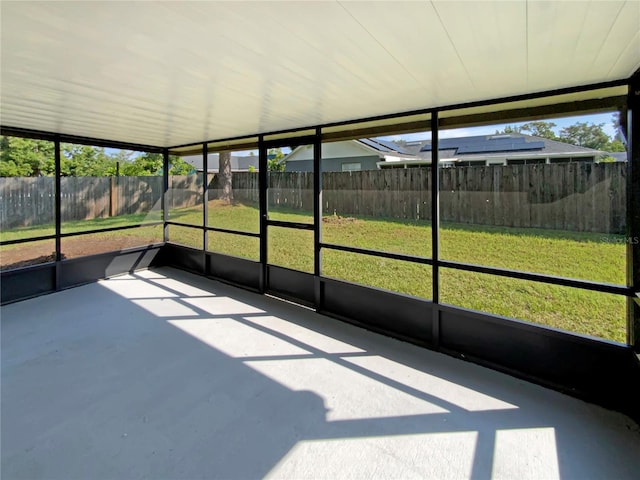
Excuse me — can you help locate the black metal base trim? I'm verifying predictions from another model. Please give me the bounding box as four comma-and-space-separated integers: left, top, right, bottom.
437, 303, 626, 348
1, 246, 162, 304
266, 265, 315, 307
160, 243, 205, 274
321, 277, 433, 343
1, 263, 56, 305
437, 305, 640, 422
206, 251, 261, 291
316, 308, 435, 352
57, 246, 161, 290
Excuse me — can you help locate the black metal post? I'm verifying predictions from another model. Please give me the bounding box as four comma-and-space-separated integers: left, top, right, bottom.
627, 71, 640, 351
313, 127, 323, 310
431, 112, 440, 346
162, 149, 169, 243
259, 136, 268, 293
54, 135, 61, 290
202, 143, 209, 275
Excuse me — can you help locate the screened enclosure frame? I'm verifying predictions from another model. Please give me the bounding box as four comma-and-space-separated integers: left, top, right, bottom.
2, 74, 639, 421
163, 77, 639, 349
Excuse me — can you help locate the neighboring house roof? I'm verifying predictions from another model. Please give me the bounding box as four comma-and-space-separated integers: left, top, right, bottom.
357, 138, 413, 155
418, 133, 601, 160
183, 153, 259, 172
284, 138, 416, 163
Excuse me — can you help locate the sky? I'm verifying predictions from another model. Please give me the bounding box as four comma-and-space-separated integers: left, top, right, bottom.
382, 112, 618, 143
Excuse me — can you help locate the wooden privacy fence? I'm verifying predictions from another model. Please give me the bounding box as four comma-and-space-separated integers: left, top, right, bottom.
1, 163, 627, 234
0, 175, 203, 229
228, 163, 626, 234
0, 177, 56, 229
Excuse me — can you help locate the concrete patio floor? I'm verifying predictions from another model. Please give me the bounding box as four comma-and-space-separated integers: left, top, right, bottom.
2, 266, 640, 479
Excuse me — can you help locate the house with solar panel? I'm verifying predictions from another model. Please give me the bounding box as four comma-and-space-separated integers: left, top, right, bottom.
379, 133, 604, 169
283, 138, 417, 172
284, 133, 604, 171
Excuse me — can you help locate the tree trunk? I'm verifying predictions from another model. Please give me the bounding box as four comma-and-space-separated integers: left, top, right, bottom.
219, 151, 233, 204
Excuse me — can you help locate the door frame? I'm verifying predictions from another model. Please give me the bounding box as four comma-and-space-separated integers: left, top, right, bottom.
258, 132, 322, 308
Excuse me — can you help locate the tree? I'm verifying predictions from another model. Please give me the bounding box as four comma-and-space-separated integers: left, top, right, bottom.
558, 122, 611, 150
168, 156, 194, 175
521, 121, 557, 140
605, 139, 625, 152
121, 152, 163, 175
495, 125, 522, 134
117, 153, 193, 176
0, 136, 55, 176
267, 148, 286, 171
60, 144, 115, 176
219, 151, 233, 204
495, 121, 557, 139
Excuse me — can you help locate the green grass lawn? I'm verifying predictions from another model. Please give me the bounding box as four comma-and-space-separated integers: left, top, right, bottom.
0, 210, 163, 242
1, 201, 628, 343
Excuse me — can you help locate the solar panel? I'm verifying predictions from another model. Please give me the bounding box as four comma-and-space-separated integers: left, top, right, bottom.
457, 141, 545, 154
359, 138, 393, 152
371, 138, 412, 154
420, 135, 545, 154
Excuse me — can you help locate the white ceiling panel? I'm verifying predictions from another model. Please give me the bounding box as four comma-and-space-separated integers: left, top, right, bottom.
1, 1, 638, 148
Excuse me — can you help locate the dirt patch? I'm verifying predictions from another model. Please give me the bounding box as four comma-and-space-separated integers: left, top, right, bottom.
1, 253, 59, 271
322, 215, 359, 225
1, 236, 160, 271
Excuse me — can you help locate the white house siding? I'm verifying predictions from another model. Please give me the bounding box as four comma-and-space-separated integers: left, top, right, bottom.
286, 141, 382, 163
285, 156, 380, 172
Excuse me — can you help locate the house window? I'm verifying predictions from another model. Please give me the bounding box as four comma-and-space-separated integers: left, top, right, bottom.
342, 162, 361, 172
457, 160, 486, 167
507, 158, 545, 165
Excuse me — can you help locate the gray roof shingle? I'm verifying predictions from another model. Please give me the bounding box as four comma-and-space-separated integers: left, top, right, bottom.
419, 133, 600, 159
